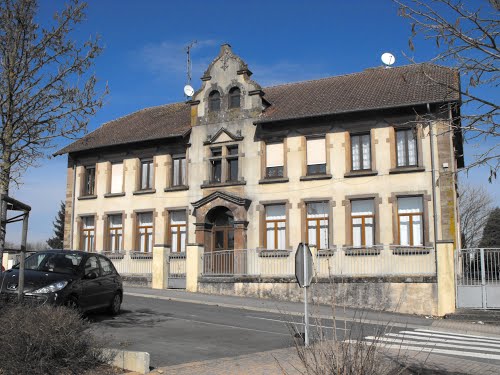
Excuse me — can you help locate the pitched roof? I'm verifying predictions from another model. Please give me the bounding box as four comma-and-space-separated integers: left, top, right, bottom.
55, 63, 459, 155
54, 102, 191, 155
258, 63, 460, 123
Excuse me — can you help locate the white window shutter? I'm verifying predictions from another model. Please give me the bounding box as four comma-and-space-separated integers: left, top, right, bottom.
306, 139, 326, 165
266, 143, 284, 167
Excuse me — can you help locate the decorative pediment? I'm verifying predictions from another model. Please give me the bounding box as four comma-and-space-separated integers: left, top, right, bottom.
191, 191, 251, 210
203, 127, 244, 145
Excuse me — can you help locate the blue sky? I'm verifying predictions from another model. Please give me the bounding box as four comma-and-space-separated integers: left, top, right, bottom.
7, 0, 499, 244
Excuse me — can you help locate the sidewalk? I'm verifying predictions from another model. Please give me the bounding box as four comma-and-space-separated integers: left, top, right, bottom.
124, 286, 500, 336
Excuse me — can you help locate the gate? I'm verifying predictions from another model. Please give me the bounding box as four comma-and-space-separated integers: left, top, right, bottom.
167, 252, 186, 289
456, 248, 500, 309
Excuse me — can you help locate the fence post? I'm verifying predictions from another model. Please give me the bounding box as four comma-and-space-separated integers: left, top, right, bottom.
186, 244, 204, 292
152, 245, 170, 289
437, 240, 456, 316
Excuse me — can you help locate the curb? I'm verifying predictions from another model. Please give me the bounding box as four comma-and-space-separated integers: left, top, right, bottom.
105, 348, 150, 374
125, 291, 500, 336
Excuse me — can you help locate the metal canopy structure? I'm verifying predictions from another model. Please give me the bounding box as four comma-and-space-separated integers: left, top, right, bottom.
0, 194, 31, 301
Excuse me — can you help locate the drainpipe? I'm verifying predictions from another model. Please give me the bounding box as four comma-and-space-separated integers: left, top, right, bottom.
427, 103, 439, 251
69, 160, 77, 249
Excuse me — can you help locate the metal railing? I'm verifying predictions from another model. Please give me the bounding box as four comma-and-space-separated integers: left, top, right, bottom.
456, 248, 500, 286
201, 246, 436, 277
105, 250, 152, 275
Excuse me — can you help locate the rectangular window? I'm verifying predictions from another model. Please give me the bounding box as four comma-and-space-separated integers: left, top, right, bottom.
137, 212, 153, 252
351, 199, 374, 247
83, 166, 96, 195
306, 138, 326, 175
172, 157, 186, 186
108, 214, 123, 253
396, 129, 417, 167
306, 202, 329, 249
210, 148, 222, 183
227, 146, 239, 182
265, 205, 286, 250
140, 159, 153, 190
266, 143, 284, 178
351, 134, 371, 171
110, 163, 123, 193
169, 211, 187, 252
81, 216, 95, 252
398, 197, 423, 246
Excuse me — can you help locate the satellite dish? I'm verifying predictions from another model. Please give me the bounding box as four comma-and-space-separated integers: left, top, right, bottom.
381, 52, 395, 66
184, 84, 194, 97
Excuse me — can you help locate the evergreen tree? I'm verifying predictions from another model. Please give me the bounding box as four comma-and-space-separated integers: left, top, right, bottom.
47, 202, 65, 249
479, 207, 500, 248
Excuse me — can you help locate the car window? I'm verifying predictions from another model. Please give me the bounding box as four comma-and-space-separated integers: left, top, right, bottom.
20, 252, 83, 275
84, 256, 100, 277
99, 256, 116, 276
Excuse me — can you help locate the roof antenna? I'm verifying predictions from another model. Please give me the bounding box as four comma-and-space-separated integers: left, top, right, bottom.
381, 52, 395, 68
184, 41, 197, 98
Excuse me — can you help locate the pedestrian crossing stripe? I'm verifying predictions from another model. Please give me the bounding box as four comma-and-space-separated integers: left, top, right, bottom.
352, 328, 500, 362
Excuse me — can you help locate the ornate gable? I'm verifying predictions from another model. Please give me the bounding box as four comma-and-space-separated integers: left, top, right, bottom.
203, 127, 244, 145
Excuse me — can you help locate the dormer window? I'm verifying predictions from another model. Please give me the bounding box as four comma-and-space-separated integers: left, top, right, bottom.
229, 87, 240, 109
208, 90, 221, 112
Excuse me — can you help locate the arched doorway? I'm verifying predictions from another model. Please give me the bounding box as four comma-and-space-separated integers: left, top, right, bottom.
206, 206, 234, 251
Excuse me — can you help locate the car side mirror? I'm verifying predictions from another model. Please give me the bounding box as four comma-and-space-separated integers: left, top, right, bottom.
85, 271, 98, 280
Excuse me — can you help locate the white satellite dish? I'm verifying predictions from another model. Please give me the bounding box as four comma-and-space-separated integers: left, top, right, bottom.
184, 84, 194, 97
381, 52, 395, 66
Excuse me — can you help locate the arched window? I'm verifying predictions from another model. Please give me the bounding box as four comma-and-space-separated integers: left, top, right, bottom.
228, 87, 240, 109
208, 90, 221, 112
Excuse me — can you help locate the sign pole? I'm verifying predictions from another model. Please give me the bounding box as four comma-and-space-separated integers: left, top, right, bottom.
303, 242, 309, 347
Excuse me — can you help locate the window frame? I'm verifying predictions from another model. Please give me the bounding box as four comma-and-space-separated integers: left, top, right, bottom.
226, 145, 239, 182
397, 196, 424, 246
208, 90, 221, 112
140, 159, 154, 190
306, 137, 327, 176
228, 87, 241, 109
136, 212, 153, 253
351, 199, 375, 247
209, 147, 223, 183
172, 156, 187, 187
351, 133, 371, 171
168, 210, 187, 253
396, 128, 418, 167
265, 142, 284, 178
107, 214, 123, 253
110, 162, 124, 194
305, 201, 329, 250
83, 166, 96, 196
264, 204, 286, 250
81, 216, 95, 252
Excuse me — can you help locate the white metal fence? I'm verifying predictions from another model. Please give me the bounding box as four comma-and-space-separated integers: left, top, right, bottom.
202, 246, 436, 277
104, 250, 152, 275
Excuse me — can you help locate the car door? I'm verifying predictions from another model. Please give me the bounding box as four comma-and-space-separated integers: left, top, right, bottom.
97, 255, 119, 305
79, 255, 105, 310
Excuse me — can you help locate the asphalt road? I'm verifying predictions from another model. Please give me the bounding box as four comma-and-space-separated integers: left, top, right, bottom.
89, 295, 382, 368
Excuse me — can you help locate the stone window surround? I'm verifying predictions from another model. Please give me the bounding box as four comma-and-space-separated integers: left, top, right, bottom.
104, 161, 125, 196
388, 125, 425, 174
204, 81, 247, 115
132, 208, 158, 252
259, 139, 289, 184
134, 157, 157, 194
389, 191, 432, 247
202, 142, 244, 188
344, 129, 378, 178
256, 199, 292, 251
103, 211, 127, 252
342, 194, 382, 247
299, 198, 336, 250
165, 152, 189, 190
79, 164, 97, 198
300, 135, 333, 181
164, 206, 190, 251
76, 213, 97, 251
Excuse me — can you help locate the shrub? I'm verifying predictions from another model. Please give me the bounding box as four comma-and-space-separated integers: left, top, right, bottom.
0, 303, 114, 375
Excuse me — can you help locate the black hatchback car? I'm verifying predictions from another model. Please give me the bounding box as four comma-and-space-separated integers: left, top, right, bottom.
0, 250, 123, 315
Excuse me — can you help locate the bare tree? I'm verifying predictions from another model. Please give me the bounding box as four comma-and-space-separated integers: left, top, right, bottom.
459, 183, 493, 248
0, 0, 106, 264
394, 0, 499, 180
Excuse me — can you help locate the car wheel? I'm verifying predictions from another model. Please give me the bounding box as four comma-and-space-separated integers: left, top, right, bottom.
108, 293, 121, 316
